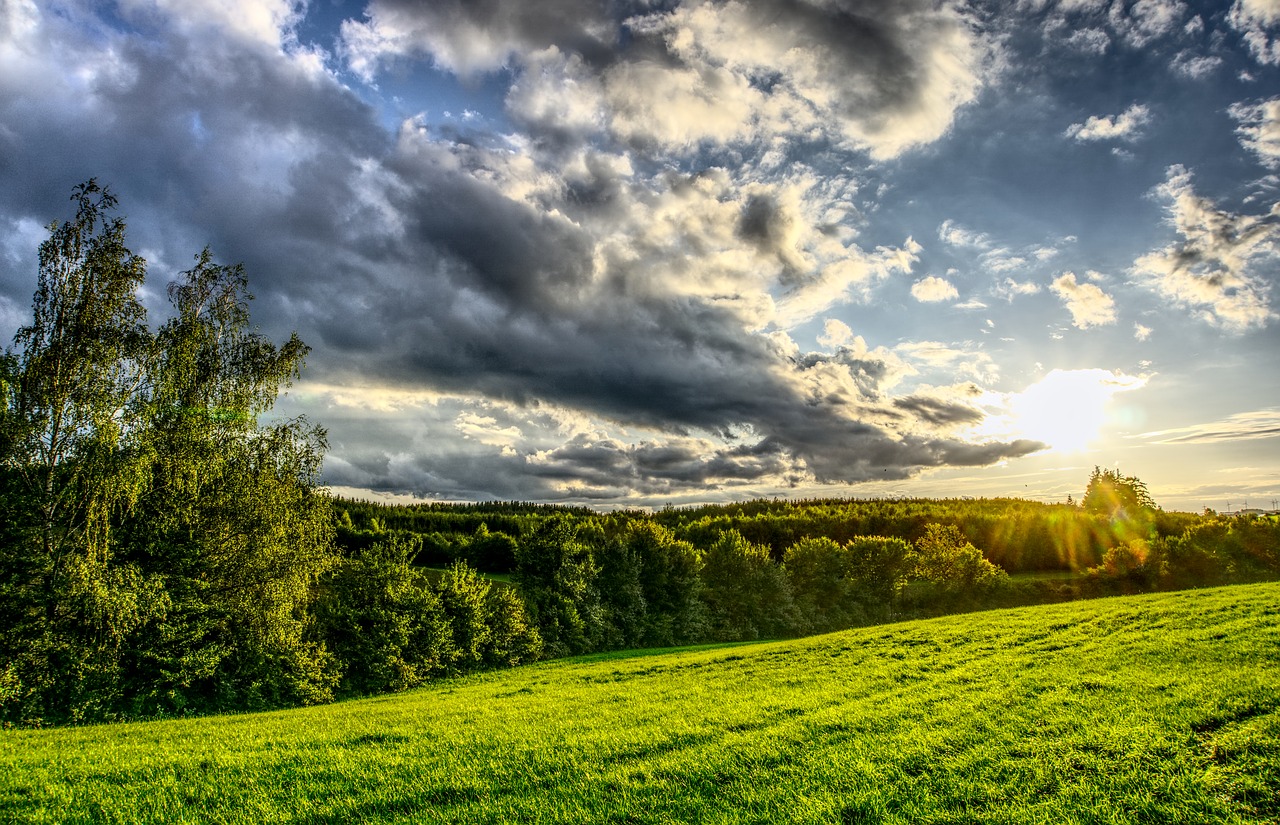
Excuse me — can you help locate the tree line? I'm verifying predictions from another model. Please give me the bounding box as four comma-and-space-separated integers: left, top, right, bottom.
2, 183, 1277, 726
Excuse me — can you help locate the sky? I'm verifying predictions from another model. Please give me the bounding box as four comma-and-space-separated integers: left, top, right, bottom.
2, 0, 1279, 512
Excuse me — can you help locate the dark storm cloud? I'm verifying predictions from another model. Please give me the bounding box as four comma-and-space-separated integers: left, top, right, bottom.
0, 0, 1042, 504
893, 395, 986, 427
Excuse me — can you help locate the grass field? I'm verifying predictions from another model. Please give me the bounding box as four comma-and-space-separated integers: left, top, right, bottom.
3, 583, 1278, 824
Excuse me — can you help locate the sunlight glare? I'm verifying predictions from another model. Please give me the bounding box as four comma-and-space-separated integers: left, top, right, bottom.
1009, 369, 1146, 453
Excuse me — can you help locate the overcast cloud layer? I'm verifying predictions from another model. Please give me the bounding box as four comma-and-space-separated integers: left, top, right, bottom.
2, 0, 1278, 509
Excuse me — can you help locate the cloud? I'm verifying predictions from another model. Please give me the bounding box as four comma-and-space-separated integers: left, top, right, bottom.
817, 318, 854, 349
339, 0, 614, 79
1108, 0, 1187, 48
6, 0, 1210, 505
1050, 272, 1117, 328
1230, 0, 1280, 65
995, 278, 1042, 301
774, 237, 921, 327
117, 0, 308, 51
894, 340, 999, 384
911, 275, 959, 303
1134, 322, 1152, 341
1138, 408, 1280, 444
1133, 166, 1278, 331
1171, 50, 1222, 78
1230, 97, 1280, 168
1064, 27, 1110, 54
938, 219, 991, 248
639, 0, 996, 159
1065, 103, 1152, 142
344, 0, 997, 161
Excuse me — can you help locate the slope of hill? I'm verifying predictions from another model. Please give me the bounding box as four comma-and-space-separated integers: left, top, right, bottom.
3, 583, 1278, 824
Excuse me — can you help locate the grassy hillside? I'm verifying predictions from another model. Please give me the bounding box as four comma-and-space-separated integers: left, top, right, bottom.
3, 584, 1278, 824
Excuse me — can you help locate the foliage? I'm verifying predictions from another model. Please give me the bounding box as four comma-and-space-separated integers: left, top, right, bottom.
4, 583, 1278, 823
700, 530, 798, 641
1082, 466, 1158, 545
436, 562, 493, 672
313, 535, 452, 697
481, 584, 543, 669
901, 523, 1008, 612
784, 534, 912, 632
0, 183, 334, 723
514, 518, 605, 658
630, 521, 706, 647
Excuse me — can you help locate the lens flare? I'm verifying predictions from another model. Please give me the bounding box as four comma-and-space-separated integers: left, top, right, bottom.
1009, 369, 1147, 453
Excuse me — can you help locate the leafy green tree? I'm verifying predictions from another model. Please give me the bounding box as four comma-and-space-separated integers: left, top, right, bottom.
631, 521, 705, 647
1083, 467, 1157, 518
902, 523, 1007, 611
3, 180, 150, 563
514, 518, 604, 657
700, 530, 798, 641
1082, 467, 1159, 549
0, 181, 162, 722
784, 536, 855, 634
436, 561, 493, 672
467, 523, 518, 572
482, 585, 543, 668
0, 182, 337, 722
596, 529, 647, 648
844, 535, 912, 616
314, 535, 453, 696
117, 249, 336, 712
785, 535, 913, 633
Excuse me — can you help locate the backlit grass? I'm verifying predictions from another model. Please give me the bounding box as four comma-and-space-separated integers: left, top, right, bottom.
3, 583, 1278, 824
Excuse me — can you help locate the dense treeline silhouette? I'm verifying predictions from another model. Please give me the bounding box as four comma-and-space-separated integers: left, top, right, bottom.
2, 184, 1278, 726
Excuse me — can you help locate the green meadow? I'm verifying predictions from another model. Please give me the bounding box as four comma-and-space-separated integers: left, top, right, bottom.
4, 583, 1278, 825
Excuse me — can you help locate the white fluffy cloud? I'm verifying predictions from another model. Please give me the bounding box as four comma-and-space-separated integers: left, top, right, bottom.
1133, 166, 1278, 331
995, 278, 1042, 301
340, 0, 613, 78
1230, 97, 1280, 168
118, 0, 305, 49
1050, 272, 1117, 328
1231, 0, 1280, 65
641, 0, 994, 159
1065, 103, 1152, 142
1109, 0, 1187, 48
817, 318, 854, 349
345, 0, 996, 161
911, 275, 960, 303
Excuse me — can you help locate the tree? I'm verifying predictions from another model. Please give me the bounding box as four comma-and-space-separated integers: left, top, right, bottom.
902, 523, 1007, 612
0, 182, 337, 722
785, 535, 912, 633
313, 536, 452, 696
784, 536, 855, 634
3, 180, 150, 563
482, 584, 543, 668
1083, 467, 1158, 549
596, 528, 648, 649
0, 181, 161, 722
632, 521, 705, 647
117, 248, 336, 712
700, 530, 798, 641
514, 517, 604, 657
1083, 467, 1157, 518
436, 561, 493, 672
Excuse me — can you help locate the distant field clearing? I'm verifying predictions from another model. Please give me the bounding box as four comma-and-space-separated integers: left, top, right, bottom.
3, 583, 1278, 824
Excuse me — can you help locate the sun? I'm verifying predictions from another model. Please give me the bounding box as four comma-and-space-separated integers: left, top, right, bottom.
1008, 369, 1146, 453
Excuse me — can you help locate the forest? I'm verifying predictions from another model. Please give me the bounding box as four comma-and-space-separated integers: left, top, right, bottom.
2, 183, 1278, 727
